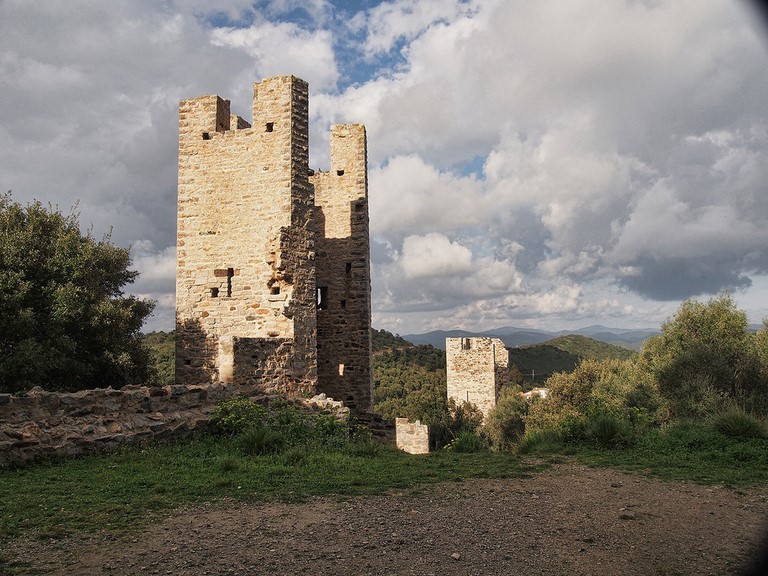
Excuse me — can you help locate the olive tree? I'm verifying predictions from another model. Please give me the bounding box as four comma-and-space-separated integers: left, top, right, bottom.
0, 194, 155, 393
640, 294, 766, 417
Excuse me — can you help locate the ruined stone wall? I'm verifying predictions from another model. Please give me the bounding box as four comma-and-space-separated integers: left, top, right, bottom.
395, 418, 429, 455
311, 125, 373, 412
446, 337, 509, 420
0, 385, 350, 467
176, 76, 317, 394
0, 384, 224, 467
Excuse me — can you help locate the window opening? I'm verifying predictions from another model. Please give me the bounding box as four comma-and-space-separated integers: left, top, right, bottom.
336, 169, 345, 176
227, 268, 234, 297
345, 262, 352, 274
338, 363, 345, 376
265, 122, 274, 132
211, 287, 219, 298
317, 286, 328, 310
271, 285, 280, 295
461, 338, 471, 350
340, 299, 346, 309
202, 132, 211, 140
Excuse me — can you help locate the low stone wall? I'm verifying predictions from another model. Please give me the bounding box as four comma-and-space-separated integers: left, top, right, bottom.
395, 418, 430, 455
0, 384, 225, 467
0, 384, 350, 467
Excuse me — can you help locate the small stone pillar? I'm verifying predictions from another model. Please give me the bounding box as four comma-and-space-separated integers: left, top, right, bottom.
395, 418, 429, 454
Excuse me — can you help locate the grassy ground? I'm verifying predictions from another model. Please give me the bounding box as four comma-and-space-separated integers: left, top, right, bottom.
523, 420, 768, 487
0, 434, 536, 543
2, 420, 767, 550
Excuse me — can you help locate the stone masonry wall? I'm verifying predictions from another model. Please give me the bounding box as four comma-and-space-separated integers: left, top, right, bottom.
176, 76, 317, 394
446, 337, 509, 420
0, 384, 350, 467
311, 125, 373, 412
395, 418, 429, 455
0, 384, 223, 467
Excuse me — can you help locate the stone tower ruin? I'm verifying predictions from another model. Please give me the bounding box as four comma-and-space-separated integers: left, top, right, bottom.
175, 75, 372, 412
446, 337, 509, 419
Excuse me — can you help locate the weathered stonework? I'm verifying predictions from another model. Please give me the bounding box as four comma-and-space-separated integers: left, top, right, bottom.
176, 76, 372, 412
312, 125, 372, 412
395, 418, 429, 455
0, 386, 348, 467
446, 337, 509, 420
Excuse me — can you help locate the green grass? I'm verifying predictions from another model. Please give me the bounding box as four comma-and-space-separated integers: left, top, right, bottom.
0, 434, 537, 544
522, 420, 768, 486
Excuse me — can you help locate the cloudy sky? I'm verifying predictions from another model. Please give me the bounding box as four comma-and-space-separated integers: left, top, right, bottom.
2, 0, 767, 335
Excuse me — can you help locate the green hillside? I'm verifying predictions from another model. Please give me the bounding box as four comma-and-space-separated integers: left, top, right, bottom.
509, 334, 634, 387
545, 334, 635, 361
371, 329, 447, 424
508, 344, 580, 385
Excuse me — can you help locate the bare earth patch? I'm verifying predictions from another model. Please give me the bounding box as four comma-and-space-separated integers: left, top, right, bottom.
7, 462, 768, 575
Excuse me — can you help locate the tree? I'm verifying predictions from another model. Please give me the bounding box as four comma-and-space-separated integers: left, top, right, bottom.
0, 194, 155, 393
639, 294, 765, 417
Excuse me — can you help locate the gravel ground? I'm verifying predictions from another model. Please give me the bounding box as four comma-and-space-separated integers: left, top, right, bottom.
7, 462, 768, 575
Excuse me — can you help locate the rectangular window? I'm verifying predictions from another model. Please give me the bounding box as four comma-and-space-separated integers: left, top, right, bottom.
461, 338, 471, 350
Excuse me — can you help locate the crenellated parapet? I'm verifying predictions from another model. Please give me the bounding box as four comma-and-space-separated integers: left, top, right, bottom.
175, 76, 372, 412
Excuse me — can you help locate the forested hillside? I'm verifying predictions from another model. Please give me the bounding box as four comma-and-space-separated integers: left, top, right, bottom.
510, 335, 634, 386
371, 329, 447, 425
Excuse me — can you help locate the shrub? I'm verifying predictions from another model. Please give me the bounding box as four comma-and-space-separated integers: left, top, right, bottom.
526, 358, 660, 431
484, 386, 528, 451
585, 411, 635, 448
640, 295, 768, 418
712, 408, 766, 439
210, 397, 351, 451
210, 397, 268, 436
445, 429, 485, 453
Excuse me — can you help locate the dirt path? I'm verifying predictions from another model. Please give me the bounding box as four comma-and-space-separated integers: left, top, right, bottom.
7, 462, 768, 575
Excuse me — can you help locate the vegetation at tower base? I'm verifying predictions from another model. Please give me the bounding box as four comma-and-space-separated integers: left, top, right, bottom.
0, 193, 155, 393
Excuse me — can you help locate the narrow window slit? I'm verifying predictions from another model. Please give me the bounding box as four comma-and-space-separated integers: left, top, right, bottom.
317, 286, 328, 310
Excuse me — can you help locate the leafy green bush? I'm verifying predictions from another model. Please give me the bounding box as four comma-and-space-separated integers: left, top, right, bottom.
526, 358, 661, 434
0, 194, 155, 393
640, 295, 768, 418
210, 397, 268, 436
445, 429, 485, 453
484, 386, 528, 451
712, 408, 766, 439
585, 411, 634, 448
210, 397, 350, 451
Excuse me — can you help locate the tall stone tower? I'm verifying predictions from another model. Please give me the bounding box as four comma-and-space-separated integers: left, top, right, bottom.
175, 76, 372, 411
446, 337, 509, 419
311, 125, 372, 412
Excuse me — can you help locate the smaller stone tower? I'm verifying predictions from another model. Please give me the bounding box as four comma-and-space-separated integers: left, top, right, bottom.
446, 337, 509, 419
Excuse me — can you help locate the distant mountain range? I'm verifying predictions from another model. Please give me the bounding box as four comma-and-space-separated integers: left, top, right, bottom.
401, 325, 661, 351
